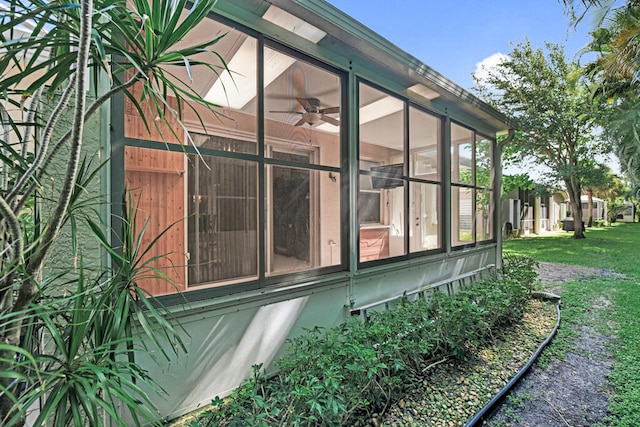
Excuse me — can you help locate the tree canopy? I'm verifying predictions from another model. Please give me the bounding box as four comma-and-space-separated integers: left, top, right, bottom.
473, 40, 602, 238
563, 0, 640, 190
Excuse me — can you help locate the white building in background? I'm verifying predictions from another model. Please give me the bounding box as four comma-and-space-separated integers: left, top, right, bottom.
581, 195, 607, 222
503, 186, 568, 236
618, 201, 636, 223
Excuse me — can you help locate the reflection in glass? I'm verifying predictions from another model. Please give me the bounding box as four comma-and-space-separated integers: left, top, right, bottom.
451, 123, 473, 185
475, 134, 492, 189
452, 186, 474, 245
476, 189, 493, 241
195, 21, 259, 154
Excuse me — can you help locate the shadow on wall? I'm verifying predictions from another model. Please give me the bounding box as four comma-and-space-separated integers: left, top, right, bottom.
131, 296, 310, 422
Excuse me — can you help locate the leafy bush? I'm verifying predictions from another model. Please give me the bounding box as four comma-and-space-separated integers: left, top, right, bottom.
195, 256, 539, 426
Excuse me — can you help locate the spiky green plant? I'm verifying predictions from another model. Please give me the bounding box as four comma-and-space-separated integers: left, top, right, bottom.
0, 0, 226, 423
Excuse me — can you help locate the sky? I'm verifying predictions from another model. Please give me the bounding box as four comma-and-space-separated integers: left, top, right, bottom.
324, 0, 621, 175
325, 0, 594, 90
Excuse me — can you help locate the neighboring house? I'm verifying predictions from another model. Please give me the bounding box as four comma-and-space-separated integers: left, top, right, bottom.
18, 0, 510, 422
618, 201, 636, 223
503, 187, 628, 236
581, 195, 607, 222
503, 186, 568, 236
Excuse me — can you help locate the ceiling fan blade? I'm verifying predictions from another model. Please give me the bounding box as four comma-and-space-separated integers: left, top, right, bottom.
320, 115, 340, 126
319, 106, 340, 114
296, 97, 313, 111
293, 67, 305, 99
294, 117, 307, 127
269, 110, 302, 114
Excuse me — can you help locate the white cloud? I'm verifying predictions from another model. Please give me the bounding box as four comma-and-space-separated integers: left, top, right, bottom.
473, 52, 509, 84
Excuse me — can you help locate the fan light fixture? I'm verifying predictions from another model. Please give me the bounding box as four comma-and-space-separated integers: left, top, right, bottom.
270, 98, 340, 127
303, 112, 321, 125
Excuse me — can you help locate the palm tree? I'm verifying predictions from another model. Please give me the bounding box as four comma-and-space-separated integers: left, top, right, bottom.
562, 1, 640, 189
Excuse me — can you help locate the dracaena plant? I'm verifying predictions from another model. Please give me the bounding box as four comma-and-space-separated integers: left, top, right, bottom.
0, 0, 226, 424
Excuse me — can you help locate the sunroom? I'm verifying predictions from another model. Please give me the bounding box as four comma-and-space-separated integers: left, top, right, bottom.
109, 0, 511, 420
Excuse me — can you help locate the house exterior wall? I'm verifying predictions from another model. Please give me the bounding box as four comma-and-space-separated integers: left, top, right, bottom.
619, 201, 636, 222
581, 195, 607, 221
502, 188, 567, 236
551, 193, 567, 230
105, 1, 510, 422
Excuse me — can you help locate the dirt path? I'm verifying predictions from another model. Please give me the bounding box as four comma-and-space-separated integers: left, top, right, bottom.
484, 262, 614, 427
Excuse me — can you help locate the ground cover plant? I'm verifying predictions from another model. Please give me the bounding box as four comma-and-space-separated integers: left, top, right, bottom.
190, 255, 542, 426
502, 223, 640, 426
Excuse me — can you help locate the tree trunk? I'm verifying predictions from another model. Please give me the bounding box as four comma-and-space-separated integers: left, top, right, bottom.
586, 189, 593, 227
565, 178, 585, 239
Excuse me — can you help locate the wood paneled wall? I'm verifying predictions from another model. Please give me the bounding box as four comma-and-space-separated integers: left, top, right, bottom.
124, 84, 187, 295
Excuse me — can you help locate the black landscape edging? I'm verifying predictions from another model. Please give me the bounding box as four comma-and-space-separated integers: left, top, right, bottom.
464, 299, 562, 426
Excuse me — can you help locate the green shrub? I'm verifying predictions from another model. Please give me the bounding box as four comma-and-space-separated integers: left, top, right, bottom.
195, 256, 538, 426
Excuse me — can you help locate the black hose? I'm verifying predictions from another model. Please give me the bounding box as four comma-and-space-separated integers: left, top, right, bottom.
465, 299, 562, 426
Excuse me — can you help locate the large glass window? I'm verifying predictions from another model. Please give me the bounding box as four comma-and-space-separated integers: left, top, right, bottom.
358, 83, 406, 262
120, 10, 497, 296
475, 134, 493, 242
264, 48, 341, 168
122, 16, 342, 296
409, 106, 441, 252
451, 123, 494, 247
357, 84, 444, 263
264, 47, 342, 276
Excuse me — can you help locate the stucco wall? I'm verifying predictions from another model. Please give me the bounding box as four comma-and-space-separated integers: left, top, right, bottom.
40, 94, 105, 279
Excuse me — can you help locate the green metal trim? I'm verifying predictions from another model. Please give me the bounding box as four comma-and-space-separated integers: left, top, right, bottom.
340, 66, 350, 274
257, 33, 266, 284
123, 138, 260, 162
403, 100, 410, 256
443, 114, 452, 255
265, 157, 340, 173
161, 270, 351, 314
410, 176, 442, 186
350, 74, 360, 275
109, 90, 126, 263
263, 264, 346, 287
494, 140, 504, 264
98, 67, 112, 271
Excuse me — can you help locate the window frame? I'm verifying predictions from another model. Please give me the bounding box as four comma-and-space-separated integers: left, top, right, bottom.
112, 13, 349, 302
450, 121, 496, 250
356, 78, 446, 268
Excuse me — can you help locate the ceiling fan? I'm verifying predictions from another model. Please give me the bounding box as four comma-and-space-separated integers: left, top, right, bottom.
270, 97, 340, 127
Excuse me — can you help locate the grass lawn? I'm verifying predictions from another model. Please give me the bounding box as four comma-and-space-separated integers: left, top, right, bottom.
503, 223, 640, 426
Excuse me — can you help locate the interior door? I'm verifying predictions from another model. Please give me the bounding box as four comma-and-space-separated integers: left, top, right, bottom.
272, 151, 311, 263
